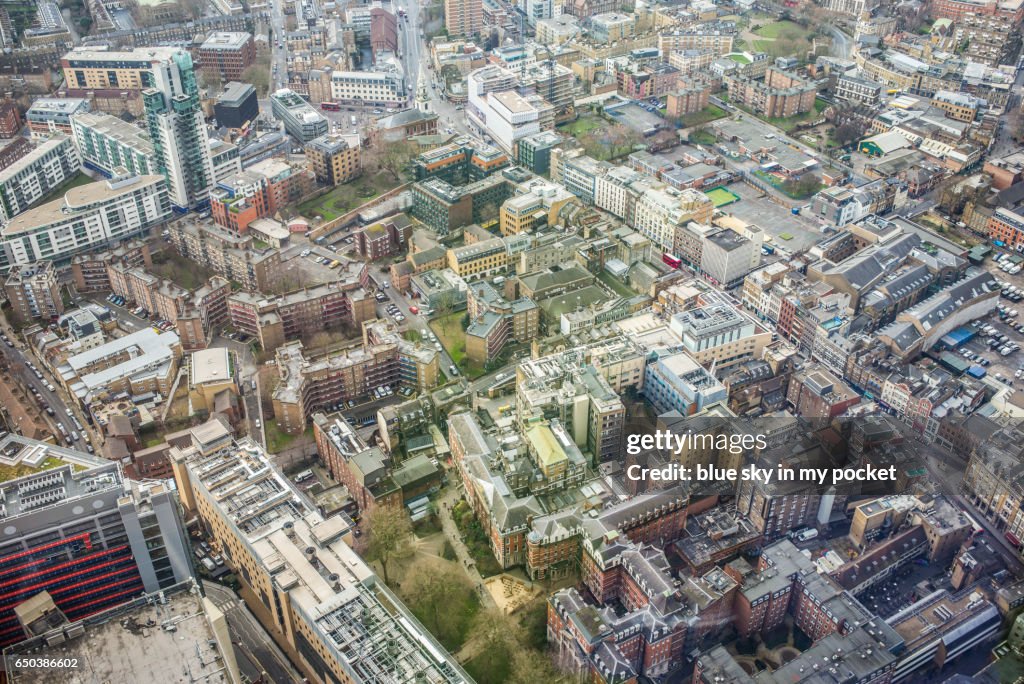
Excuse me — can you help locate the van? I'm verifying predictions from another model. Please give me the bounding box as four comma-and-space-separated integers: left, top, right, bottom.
796, 528, 818, 542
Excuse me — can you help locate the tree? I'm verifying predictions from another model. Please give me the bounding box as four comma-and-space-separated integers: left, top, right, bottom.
782, 173, 822, 198
199, 68, 223, 94
834, 122, 863, 148
434, 290, 456, 334
365, 139, 418, 182
243, 64, 270, 98
507, 650, 568, 684
401, 562, 476, 648
365, 505, 413, 585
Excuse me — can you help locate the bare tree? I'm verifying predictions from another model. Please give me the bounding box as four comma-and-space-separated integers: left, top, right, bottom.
365, 505, 413, 585
401, 562, 475, 647
365, 139, 418, 182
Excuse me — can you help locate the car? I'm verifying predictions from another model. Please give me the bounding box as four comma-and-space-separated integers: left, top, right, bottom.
255, 419, 262, 429
449, 365, 459, 376
1015, 369, 1022, 379
382, 281, 390, 288
300, 249, 311, 258
434, 343, 442, 352
46, 383, 55, 392
395, 314, 405, 322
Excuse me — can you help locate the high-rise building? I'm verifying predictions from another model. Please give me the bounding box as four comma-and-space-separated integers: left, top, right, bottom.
142, 50, 217, 211
70, 111, 155, 178
443, 0, 482, 37
0, 135, 81, 222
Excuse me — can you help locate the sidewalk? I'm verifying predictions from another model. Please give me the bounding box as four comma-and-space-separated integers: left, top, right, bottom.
435, 485, 497, 611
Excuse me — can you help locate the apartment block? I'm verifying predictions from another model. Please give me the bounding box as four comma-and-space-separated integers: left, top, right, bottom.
726, 67, 819, 119
70, 239, 152, 293
444, 0, 482, 37
25, 97, 89, 138
227, 281, 375, 353
305, 133, 362, 186
0, 174, 170, 273
0, 135, 81, 223
71, 111, 155, 178
465, 281, 539, 364
4, 260, 63, 321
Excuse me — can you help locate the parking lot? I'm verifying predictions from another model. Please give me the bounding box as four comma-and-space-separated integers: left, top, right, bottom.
723, 181, 825, 253
855, 560, 946, 620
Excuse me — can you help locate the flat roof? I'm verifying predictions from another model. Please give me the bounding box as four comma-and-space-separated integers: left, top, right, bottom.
191, 347, 232, 385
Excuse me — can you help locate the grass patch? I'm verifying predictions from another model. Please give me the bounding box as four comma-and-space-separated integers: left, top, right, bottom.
264, 422, 312, 453
779, 232, 793, 241
150, 250, 216, 291
690, 129, 717, 145
558, 114, 603, 137
430, 313, 466, 365
597, 270, 636, 298
753, 20, 806, 39
36, 172, 95, 205
752, 170, 823, 200
464, 650, 512, 684
403, 329, 422, 343
296, 172, 396, 221
413, 514, 442, 537
727, 53, 751, 64
679, 104, 728, 128
0, 457, 80, 483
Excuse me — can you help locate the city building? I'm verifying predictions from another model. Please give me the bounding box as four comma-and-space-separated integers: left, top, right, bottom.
25, 97, 90, 138
444, 0, 482, 37
70, 111, 155, 178
3, 581, 240, 684
167, 220, 283, 292
305, 133, 362, 186
142, 49, 222, 211
4, 261, 63, 322
0, 135, 81, 223
0, 434, 193, 647
0, 174, 171, 273
270, 88, 329, 143
196, 32, 255, 82
465, 281, 539, 364
170, 431, 469, 684
643, 350, 727, 416
329, 69, 408, 108
214, 81, 259, 129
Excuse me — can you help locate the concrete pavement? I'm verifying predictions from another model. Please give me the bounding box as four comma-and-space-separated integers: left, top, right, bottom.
435, 486, 498, 611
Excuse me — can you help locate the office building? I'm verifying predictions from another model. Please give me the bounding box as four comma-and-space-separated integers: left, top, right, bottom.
4, 261, 63, 321
444, 0, 482, 37
169, 431, 469, 684
142, 49, 218, 211
196, 32, 255, 82
0, 434, 193, 647
25, 97, 89, 139
70, 111, 155, 178
329, 70, 408, 108
643, 350, 727, 416
270, 88, 329, 143
214, 82, 259, 129
0, 135, 81, 223
305, 133, 362, 185
0, 174, 171, 273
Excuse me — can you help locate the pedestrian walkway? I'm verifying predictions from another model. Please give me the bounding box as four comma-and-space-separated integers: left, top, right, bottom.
435, 485, 497, 610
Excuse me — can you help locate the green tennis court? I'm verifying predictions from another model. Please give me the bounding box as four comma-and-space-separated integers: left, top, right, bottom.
705, 187, 741, 208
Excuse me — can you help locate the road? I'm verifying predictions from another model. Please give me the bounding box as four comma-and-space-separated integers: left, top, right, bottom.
211, 336, 266, 447
0, 319, 91, 453
827, 25, 851, 60
202, 581, 301, 684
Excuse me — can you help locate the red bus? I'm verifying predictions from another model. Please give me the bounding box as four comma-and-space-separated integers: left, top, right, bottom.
1006, 532, 1022, 548
662, 253, 682, 269
321, 102, 341, 111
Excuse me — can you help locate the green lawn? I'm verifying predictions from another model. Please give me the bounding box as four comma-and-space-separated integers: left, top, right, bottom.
727, 53, 751, 64
753, 20, 806, 39
559, 114, 603, 137
150, 250, 216, 291
464, 650, 512, 684
690, 129, 718, 145
679, 104, 728, 128
264, 423, 312, 454
430, 313, 466, 365
296, 172, 398, 221
37, 172, 95, 205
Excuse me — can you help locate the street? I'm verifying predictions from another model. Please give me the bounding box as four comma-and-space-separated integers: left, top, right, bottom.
0, 317, 92, 453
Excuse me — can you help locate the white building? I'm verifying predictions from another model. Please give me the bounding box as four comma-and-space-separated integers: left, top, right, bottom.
524, 0, 562, 25
330, 69, 407, 107
700, 228, 761, 289
633, 186, 691, 252
0, 174, 171, 272
0, 136, 81, 222
466, 65, 540, 154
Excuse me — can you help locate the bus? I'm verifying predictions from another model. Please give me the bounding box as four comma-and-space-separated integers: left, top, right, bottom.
662, 253, 682, 269
321, 102, 342, 111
